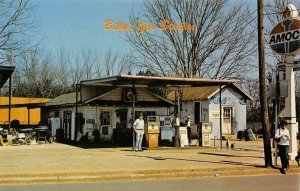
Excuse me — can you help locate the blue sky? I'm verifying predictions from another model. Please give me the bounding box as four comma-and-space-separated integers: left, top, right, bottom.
33, 0, 144, 55
31, 0, 260, 58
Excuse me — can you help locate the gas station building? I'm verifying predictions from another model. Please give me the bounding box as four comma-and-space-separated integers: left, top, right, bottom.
42, 75, 248, 148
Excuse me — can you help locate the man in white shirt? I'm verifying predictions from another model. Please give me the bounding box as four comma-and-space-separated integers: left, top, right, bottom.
133, 113, 144, 151
274, 120, 290, 174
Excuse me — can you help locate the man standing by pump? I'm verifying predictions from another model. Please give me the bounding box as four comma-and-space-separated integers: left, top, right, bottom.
133, 112, 145, 151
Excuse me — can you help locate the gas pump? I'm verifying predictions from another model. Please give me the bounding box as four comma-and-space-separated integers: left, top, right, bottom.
199, 122, 212, 146
160, 116, 174, 141
83, 123, 93, 142
147, 116, 160, 148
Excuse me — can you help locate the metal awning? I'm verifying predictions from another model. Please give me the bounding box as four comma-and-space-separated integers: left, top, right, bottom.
80, 75, 239, 87
0, 65, 15, 88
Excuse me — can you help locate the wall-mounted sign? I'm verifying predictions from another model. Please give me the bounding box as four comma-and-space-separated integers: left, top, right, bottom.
209, 97, 227, 104
209, 111, 220, 118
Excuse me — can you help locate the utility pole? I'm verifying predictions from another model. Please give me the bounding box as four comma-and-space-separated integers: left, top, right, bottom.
257, 0, 272, 168
8, 48, 13, 130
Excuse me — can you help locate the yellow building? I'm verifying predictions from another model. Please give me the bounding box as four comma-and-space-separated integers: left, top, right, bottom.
0, 97, 50, 125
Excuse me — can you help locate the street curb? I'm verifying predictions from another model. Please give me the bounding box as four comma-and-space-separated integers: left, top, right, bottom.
1, 167, 299, 185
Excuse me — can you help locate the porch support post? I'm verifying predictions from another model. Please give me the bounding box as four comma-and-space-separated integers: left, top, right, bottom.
27, 107, 30, 127
75, 84, 79, 141
219, 85, 223, 149
132, 80, 136, 150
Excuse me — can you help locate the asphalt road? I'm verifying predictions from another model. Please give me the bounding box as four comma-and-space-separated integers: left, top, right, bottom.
1, 174, 299, 191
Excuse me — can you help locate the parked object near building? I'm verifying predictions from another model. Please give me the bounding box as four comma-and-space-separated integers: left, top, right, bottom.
245, 129, 256, 141
237, 129, 256, 141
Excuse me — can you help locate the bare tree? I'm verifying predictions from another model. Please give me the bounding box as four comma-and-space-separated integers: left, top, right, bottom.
11, 47, 134, 98
117, 55, 133, 75
19, 50, 39, 97
55, 49, 71, 93
0, 0, 36, 65
90, 51, 102, 79
14, 50, 58, 98
69, 49, 103, 88
127, 0, 257, 79
241, 79, 261, 122
102, 49, 134, 76
103, 49, 117, 76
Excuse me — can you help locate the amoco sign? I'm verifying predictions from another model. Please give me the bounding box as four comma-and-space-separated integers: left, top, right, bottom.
269, 4, 300, 55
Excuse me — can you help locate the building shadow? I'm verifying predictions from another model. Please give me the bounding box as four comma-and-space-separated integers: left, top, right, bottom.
57, 140, 133, 149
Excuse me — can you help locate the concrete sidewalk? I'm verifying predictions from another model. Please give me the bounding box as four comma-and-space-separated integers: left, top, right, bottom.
0, 140, 299, 184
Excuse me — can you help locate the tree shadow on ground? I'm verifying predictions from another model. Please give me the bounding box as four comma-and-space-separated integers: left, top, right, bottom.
197, 152, 264, 159
234, 148, 264, 152
126, 154, 262, 168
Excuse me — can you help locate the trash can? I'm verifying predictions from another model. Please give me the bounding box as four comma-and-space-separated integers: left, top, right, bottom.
237, 130, 245, 141
147, 121, 160, 148
245, 129, 256, 141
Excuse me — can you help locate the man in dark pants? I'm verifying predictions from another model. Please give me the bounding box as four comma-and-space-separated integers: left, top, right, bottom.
275, 120, 290, 174
186, 116, 192, 144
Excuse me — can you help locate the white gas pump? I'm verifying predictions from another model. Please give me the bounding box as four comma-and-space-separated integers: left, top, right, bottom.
178, 126, 189, 147
200, 122, 212, 146
83, 124, 94, 141
160, 116, 174, 141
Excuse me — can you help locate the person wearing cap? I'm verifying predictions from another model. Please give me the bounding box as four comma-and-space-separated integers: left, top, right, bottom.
133, 112, 145, 151
274, 120, 290, 174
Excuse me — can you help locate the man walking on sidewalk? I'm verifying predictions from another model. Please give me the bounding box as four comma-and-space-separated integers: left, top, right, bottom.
133, 112, 144, 151
275, 120, 290, 174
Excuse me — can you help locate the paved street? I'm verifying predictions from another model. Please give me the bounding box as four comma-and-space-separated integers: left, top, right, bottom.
1, 174, 299, 191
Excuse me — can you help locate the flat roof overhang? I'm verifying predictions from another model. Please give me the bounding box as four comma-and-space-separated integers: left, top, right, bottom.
0, 65, 15, 88
80, 75, 239, 88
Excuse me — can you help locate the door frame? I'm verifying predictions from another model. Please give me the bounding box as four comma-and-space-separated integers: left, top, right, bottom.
222, 106, 233, 135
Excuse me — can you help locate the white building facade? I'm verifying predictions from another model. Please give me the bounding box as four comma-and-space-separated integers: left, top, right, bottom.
168, 85, 252, 138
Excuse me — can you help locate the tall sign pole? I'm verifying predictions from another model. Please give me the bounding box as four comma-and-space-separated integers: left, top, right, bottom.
257, 0, 273, 168
285, 56, 298, 159
268, 4, 299, 160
